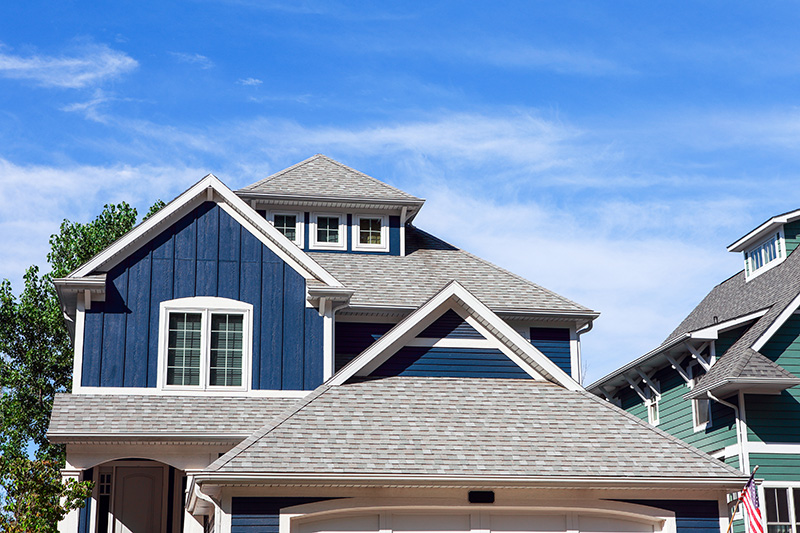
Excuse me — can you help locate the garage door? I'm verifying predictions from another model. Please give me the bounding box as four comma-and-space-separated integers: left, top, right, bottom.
297, 512, 656, 533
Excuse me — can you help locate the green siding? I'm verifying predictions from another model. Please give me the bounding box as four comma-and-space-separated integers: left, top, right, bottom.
618, 365, 738, 454
747, 314, 800, 443
749, 454, 800, 481
783, 220, 800, 255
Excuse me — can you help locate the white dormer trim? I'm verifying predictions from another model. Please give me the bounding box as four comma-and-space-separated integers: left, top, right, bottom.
329, 281, 582, 390
728, 208, 800, 252
743, 228, 785, 281
68, 174, 342, 288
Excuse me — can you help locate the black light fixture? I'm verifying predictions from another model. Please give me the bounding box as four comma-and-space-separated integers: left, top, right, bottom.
468, 491, 495, 504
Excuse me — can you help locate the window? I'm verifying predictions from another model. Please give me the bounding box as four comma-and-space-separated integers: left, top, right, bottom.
689, 378, 711, 431
352, 215, 389, 252
310, 213, 346, 250
646, 395, 660, 425
745, 230, 785, 280
764, 487, 800, 533
158, 297, 252, 390
269, 211, 303, 247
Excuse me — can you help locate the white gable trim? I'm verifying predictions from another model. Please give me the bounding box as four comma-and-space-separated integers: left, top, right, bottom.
753, 290, 800, 352
329, 281, 582, 390
728, 208, 800, 252
689, 309, 768, 340
69, 174, 342, 287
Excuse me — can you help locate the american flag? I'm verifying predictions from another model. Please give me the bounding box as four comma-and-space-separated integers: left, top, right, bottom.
740, 474, 763, 533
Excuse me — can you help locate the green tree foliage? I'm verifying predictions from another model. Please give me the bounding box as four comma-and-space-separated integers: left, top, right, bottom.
0, 200, 163, 531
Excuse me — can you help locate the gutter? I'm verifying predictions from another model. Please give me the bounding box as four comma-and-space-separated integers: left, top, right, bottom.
575, 320, 594, 385
706, 392, 745, 473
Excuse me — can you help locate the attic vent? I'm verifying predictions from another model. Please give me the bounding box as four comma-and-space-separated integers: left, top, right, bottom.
468, 491, 495, 504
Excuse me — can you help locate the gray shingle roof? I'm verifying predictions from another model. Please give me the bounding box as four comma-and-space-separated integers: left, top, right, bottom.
47, 394, 299, 440
238, 154, 424, 203
209, 376, 742, 480
309, 227, 594, 315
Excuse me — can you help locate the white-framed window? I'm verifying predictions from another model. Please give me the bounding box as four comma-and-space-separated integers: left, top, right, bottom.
745, 229, 785, 280
352, 214, 389, 252
310, 213, 346, 250
763, 485, 800, 533
157, 297, 252, 391
689, 378, 711, 431
269, 211, 304, 247
645, 393, 660, 426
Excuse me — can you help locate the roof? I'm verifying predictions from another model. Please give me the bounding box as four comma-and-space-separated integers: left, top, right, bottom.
590, 230, 800, 397
728, 207, 800, 252
207, 376, 743, 482
309, 226, 596, 317
238, 154, 424, 204
47, 394, 299, 442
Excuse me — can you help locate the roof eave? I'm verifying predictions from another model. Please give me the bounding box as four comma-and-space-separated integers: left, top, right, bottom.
728, 208, 800, 252
684, 377, 800, 400
236, 191, 425, 207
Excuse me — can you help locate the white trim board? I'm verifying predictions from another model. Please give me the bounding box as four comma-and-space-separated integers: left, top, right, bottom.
753, 290, 800, 352
328, 281, 581, 390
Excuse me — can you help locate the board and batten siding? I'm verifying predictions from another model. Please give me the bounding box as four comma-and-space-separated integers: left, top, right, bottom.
746, 314, 800, 444
618, 365, 738, 453
81, 202, 324, 390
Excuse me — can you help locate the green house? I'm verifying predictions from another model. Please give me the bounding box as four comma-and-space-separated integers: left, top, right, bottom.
588, 210, 800, 533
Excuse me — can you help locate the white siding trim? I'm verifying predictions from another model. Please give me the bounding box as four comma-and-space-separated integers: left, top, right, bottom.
72, 296, 85, 394
753, 290, 800, 351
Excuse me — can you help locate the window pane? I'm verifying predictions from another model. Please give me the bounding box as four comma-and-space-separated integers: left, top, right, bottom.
359, 218, 382, 245
794, 488, 800, 523
274, 214, 297, 241
209, 314, 243, 387
317, 216, 339, 243
167, 313, 202, 386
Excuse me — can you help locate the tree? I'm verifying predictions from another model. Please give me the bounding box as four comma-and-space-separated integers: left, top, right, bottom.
0, 200, 163, 531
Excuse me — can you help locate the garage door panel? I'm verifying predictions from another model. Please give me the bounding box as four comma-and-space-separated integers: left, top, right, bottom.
299, 514, 381, 533
578, 515, 654, 533
393, 514, 471, 533
490, 514, 567, 533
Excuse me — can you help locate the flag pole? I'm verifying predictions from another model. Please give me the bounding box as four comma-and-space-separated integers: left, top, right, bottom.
725, 466, 760, 533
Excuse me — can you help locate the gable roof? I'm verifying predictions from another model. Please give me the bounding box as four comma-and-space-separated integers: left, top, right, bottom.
238, 154, 425, 204
728, 207, 800, 252
329, 280, 582, 390
309, 226, 596, 317
201, 376, 744, 487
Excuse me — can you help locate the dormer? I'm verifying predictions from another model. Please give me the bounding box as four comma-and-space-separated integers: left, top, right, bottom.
728, 208, 800, 281
236, 155, 425, 256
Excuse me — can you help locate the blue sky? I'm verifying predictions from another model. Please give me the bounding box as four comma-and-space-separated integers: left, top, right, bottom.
3, 1, 800, 382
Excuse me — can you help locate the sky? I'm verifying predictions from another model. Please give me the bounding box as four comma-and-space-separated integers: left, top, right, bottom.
3, 1, 800, 384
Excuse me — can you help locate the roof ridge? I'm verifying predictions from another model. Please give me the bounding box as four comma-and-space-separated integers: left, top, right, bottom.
579, 391, 743, 477
412, 226, 592, 313
208, 384, 332, 472
238, 154, 323, 192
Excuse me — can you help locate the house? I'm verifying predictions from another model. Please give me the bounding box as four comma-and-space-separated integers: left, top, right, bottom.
49, 154, 747, 533
587, 210, 800, 533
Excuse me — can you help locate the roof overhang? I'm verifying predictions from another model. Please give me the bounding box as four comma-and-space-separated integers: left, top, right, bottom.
236, 191, 426, 222
307, 286, 356, 303
684, 377, 800, 400
47, 433, 247, 445
728, 208, 800, 252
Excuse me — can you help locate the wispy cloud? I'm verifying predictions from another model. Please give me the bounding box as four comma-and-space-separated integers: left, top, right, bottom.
0, 43, 137, 89
169, 52, 214, 69
460, 42, 635, 75
238, 77, 263, 86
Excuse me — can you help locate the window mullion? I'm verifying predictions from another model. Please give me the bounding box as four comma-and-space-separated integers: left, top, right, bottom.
202, 309, 210, 390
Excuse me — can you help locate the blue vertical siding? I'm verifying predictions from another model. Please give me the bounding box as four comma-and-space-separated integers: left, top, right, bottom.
372, 347, 532, 378
530, 327, 571, 375
77, 468, 93, 533
418, 310, 482, 339
335, 322, 396, 371
81, 202, 323, 390
622, 500, 721, 533
231, 498, 334, 533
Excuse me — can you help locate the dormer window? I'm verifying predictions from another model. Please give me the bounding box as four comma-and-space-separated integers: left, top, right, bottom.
269, 211, 303, 247
353, 214, 389, 252
310, 213, 346, 250
745, 229, 785, 280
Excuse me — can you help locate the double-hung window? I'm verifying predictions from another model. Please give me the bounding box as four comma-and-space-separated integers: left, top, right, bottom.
353, 214, 389, 252
764, 486, 800, 533
646, 394, 660, 426
159, 297, 252, 390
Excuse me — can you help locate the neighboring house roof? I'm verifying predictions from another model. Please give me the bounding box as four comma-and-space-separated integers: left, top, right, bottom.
238, 154, 425, 204
47, 394, 299, 442
309, 226, 596, 317
203, 376, 743, 484
589, 228, 800, 399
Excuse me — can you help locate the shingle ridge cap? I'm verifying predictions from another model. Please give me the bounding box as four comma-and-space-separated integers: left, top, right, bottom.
238, 154, 323, 192
320, 155, 424, 201
208, 383, 332, 472
413, 226, 593, 313
578, 391, 743, 477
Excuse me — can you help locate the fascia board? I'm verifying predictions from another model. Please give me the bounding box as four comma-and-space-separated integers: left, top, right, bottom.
753, 290, 800, 351
238, 191, 425, 207
68, 174, 342, 288
728, 208, 800, 252
689, 309, 768, 340
683, 377, 800, 400
192, 472, 748, 490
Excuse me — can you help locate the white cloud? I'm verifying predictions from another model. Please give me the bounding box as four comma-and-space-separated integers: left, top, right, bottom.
238, 77, 263, 86
0, 43, 137, 88
170, 52, 214, 69
461, 43, 635, 75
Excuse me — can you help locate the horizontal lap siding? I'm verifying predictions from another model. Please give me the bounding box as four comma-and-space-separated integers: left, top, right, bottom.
622, 501, 721, 533
335, 322, 395, 371
748, 454, 800, 481
373, 347, 532, 378
418, 310, 482, 339
529, 328, 570, 375
82, 202, 323, 390
231, 497, 333, 533
748, 314, 800, 443
784, 220, 800, 255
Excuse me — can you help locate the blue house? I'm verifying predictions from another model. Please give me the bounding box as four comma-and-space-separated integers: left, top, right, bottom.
50, 155, 746, 533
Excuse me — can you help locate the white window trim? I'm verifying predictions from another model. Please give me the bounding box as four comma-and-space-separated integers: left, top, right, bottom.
157, 297, 253, 392
760, 483, 800, 533
645, 392, 660, 426
352, 214, 390, 252
745, 227, 786, 281
269, 210, 304, 248
309, 212, 347, 250
688, 378, 711, 432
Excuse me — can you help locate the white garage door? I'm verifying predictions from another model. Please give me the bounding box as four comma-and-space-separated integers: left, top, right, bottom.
297, 512, 656, 533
